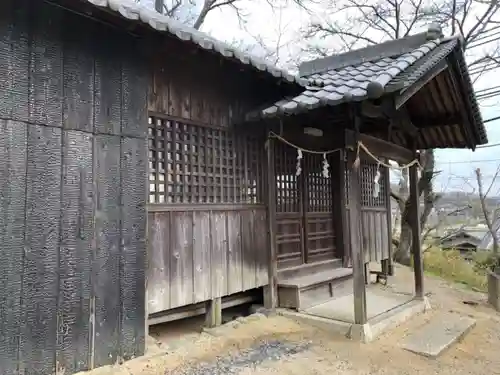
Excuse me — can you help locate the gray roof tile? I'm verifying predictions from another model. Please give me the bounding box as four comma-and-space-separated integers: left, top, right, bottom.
84, 0, 310, 87
252, 37, 460, 118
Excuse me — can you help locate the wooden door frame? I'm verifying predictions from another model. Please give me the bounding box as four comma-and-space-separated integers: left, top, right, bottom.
300, 170, 309, 264
300, 153, 338, 265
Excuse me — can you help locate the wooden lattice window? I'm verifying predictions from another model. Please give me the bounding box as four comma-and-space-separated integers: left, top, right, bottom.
275, 142, 300, 213
148, 116, 263, 204
304, 154, 332, 213
344, 160, 387, 208
360, 163, 387, 207
344, 159, 350, 203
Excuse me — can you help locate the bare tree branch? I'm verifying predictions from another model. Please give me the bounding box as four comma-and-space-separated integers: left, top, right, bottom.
300, 0, 500, 73
475, 166, 500, 257
147, 0, 316, 31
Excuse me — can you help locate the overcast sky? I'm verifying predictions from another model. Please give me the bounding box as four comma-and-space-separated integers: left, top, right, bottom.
139, 0, 500, 195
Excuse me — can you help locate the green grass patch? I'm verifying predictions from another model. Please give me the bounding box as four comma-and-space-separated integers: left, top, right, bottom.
423, 247, 487, 292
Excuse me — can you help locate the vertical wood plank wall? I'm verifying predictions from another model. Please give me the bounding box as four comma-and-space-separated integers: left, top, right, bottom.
0, 2, 147, 375
146, 44, 272, 315
344, 160, 391, 263
148, 209, 268, 314
147, 38, 278, 128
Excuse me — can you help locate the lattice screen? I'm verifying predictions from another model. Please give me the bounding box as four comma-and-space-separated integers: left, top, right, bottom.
274, 141, 301, 213
345, 161, 388, 208
304, 154, 333, 213
360, 162, 387, 207
148, 116, 263, 204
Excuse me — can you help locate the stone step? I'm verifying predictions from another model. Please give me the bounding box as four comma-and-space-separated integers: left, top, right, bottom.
279, 267, 353, 289
277, 266, 353, 310
278, 258, 343, 281
400, 312, 476, 358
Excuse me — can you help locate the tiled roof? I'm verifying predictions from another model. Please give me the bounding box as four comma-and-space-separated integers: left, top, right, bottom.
85, 0, 314, 87
255, 35, 461, 118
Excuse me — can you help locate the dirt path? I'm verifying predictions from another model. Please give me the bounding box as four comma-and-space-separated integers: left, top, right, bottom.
78, 265, 500, 375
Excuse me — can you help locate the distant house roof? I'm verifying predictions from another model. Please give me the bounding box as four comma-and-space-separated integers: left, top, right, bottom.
248, 25, 487, 149
439, 229, 484, 250
84, 0, 315, 87
441, 229, 483, 241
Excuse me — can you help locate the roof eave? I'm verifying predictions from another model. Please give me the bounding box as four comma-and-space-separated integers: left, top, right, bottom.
447, 47, 488, 149
83, 0, 307, 89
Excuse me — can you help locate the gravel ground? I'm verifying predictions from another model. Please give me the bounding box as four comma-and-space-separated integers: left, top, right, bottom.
78, 265, 500, 375
170, 341, 312, 375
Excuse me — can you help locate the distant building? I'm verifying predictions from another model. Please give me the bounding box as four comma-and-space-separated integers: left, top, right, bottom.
439, 224, 495, 259
439, 230, 484, 259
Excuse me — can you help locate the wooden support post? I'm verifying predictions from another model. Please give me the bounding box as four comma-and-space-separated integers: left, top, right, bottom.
381, 259, 390, 276
145, 285, 149, 337
409, 162, 424, 299
332, 151, 348, 265
205, 297, 222, 328
384, 161, 394, 276
347, 145, 367, 325
264, 135, 278, 309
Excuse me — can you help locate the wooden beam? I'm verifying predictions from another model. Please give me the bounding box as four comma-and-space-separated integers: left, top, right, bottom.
409, 162, 424, 299
268, 122, 347, 152
345, 129, 414, 163
383, 160, 394, 276
360, 98, 418, 135
347, 125, 367, 325
205, 297, 222, 328
445, 58, 475, 149
392, 106, 418, 136
264, 136, 278, 309
360, 100, 385, 118
332, 151, 348, 266
149, 293, 258, 325
411, 115, 462, 128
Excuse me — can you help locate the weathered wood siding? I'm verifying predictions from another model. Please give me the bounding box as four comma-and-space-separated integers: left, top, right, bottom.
147, 208, 268, 314
147, 39, 285, 128
345, 161, 391, 263
145, 42, 277, 312
0, 2, 147, 375
345, 209, 391, 262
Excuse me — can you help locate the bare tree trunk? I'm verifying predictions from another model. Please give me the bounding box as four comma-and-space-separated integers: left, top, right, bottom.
476, 167, 500, 267
155, 0, 163, 13
396, 220, 412, 266
393, 150, 436, 266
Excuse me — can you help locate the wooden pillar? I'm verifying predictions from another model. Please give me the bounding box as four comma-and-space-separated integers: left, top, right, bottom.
383, 161, 394, 276
409, 162, 424, 299
264, 136, 278, 309
205, 297, 222, 328
332, 151, 348, 265
347, 147, 367, 325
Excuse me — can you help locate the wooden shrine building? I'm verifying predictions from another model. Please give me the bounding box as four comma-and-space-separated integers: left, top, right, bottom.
0, 1, 487, 375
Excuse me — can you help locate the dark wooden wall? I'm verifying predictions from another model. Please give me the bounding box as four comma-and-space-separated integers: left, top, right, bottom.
147, 34, 287, 127
344, 160, 391, 263
148, 208, 268, 314
0, 2, 147, 375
